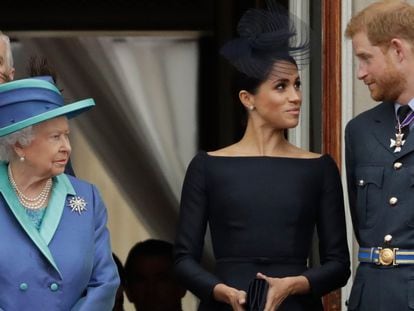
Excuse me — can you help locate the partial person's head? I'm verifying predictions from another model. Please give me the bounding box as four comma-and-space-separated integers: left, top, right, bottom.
124, 239, 186, 311
0, 76, 95, 178
0, 31, 15, 83
345, 1, 414, 104
112, 253, 126, 311
220, 0, 309, 130
27, 55, 58, 84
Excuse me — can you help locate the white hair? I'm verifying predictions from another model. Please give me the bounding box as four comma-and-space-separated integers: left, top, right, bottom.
0, 31, 14, 68
0, 127, 35, 162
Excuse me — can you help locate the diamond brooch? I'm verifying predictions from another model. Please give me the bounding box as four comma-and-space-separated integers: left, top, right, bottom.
68, 196, 87, 215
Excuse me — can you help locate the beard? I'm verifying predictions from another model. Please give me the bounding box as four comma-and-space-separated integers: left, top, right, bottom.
369, 62, 406, 102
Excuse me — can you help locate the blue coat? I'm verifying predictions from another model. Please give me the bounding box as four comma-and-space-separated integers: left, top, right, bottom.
0, 164, 119, 311
345, 102, 414, 310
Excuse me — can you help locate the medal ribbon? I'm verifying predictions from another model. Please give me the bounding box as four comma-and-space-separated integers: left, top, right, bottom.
400, 110, 414, 129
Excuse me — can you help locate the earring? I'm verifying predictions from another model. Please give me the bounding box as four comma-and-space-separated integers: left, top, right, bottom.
19, 156, 25, 162
248, 105, 255, 111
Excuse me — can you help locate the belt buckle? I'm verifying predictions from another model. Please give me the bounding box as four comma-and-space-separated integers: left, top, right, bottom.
377, 247, 399, 266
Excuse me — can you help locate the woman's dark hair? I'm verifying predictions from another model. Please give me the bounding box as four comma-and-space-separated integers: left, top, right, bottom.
234, 55, 298, 95
234, 71, 262, 95
26, 55, 58, 84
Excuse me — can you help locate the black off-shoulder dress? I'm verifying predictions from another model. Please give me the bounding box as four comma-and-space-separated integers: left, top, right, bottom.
174, 151, 350, 310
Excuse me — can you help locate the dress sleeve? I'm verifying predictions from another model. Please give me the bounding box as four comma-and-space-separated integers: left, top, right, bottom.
174, 153, 222, 301
301, 155, 351, 296
71, 185, 120, 311
345, 122, 360, 242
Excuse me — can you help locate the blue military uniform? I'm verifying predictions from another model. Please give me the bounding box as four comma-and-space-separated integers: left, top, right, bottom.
346, 101, 414, 310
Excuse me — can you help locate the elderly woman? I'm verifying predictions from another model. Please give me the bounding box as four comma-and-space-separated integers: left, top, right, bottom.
0, 76, 119, 310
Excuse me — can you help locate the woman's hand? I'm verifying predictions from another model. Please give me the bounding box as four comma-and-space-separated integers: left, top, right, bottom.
213, 283, 247, 311
256, 272, 310, 311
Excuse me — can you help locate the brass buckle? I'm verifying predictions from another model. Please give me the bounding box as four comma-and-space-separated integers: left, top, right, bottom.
377, 247, 399, 266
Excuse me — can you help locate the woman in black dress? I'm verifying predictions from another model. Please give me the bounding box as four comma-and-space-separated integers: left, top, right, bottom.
174, 2, 350, 310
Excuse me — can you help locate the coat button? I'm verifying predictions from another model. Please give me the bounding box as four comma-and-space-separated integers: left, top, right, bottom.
19, 283, 28, 291
358, 179, 365, 186
389, 197, 398, 206
50, 283, 59, 291
384, 234, 393, 243
394, 162, 403, 169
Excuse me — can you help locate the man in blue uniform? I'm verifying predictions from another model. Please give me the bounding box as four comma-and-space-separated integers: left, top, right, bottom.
345, 1, 414, 310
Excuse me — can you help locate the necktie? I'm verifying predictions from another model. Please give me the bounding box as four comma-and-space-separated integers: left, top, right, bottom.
398, 105, 412, 138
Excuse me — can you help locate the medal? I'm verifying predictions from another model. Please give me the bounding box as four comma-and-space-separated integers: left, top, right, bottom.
390, 132, 405, 153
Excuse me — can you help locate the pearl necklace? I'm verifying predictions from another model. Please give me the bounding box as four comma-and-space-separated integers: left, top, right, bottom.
7, 165, 52, 210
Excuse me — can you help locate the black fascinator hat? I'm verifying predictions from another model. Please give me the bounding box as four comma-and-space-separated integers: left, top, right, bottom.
220, 0, 310, 80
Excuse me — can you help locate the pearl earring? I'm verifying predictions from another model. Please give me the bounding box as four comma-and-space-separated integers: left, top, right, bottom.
19, 156, 25, 162
248, 105, 255, 111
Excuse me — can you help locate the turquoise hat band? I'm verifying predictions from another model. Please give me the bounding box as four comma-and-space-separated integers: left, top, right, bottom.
0, 98, 95, 137
0, 78, 61, 94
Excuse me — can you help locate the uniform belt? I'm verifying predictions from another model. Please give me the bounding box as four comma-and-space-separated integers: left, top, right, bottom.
359, 247, 414, 266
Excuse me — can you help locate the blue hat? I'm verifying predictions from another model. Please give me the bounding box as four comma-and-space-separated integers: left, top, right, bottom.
0, 76, 95, 137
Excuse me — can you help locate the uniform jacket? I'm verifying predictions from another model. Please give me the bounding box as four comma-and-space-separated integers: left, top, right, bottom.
345, 102, 414, 310
0, 163, 119, 311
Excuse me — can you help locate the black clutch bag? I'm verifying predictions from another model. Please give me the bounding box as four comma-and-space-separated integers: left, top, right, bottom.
246, 278, 269, 311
